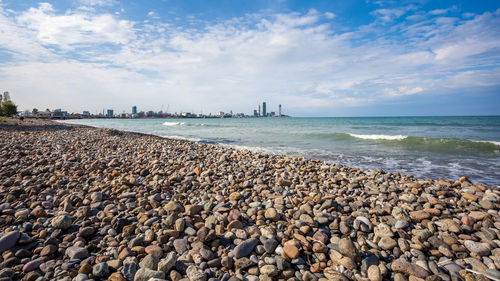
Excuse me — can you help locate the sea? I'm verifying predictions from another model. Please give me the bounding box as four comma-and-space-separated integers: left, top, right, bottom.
63, 116, 500, 186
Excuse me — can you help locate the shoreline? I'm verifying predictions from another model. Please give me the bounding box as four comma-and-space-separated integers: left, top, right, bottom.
0, 119, 499, 281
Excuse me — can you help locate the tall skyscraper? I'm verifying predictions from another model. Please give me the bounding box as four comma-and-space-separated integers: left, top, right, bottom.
279, 104, 282, 116
132, 106, 137, 114
107, 109, 114, 117
258, 104, 261, 116
262, 102, 267, 117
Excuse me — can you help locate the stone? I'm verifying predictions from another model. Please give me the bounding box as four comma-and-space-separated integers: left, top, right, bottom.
186, 265, 207, 281
92, 262, 109, 278
51, 215, 73, 229
108, 272, 127, 281
339, 238, 358, 261
158, 252, 177, 272
260, 265, 278, 276
378, 237, 397, 250
391, 260, 430, 279
139, 254, 158, 270
134, 268, 165, 281
368, 264, 381, 281
66, 246, 89, 260
233, 238, 259, 258
283, 240, 300, 259
264, 208, 279, 221
464, 240, 490, 256
173, 239, 189, 254
0, 230, 20, 253
22, 258, 45, 273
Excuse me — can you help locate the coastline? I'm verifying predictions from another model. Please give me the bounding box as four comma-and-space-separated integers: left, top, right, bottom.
0, 119, 499, 280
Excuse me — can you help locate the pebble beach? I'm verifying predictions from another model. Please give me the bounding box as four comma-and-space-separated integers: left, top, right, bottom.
0, 119, 499, 281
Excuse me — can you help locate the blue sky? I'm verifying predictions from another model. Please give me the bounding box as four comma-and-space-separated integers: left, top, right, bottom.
0, 0, 499, 116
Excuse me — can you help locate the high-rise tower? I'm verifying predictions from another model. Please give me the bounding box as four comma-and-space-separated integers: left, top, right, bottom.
279, 104, 282, 116
262, 102, 266, 117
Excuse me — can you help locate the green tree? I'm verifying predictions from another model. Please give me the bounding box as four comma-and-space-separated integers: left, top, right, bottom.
1, 102, 18, 116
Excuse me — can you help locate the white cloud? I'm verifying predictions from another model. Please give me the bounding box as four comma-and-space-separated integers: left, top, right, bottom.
324, 12, 335, 19
16, 3, 135, 48
79, 0, 117, 6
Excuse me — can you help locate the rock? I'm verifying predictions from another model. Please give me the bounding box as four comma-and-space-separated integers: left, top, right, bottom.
65, 246, 89, 260
260, 265, 278, 276
108, 272, 127, 281
22, 258, 45, 273
92, 262, 109, 278
139, 254, 158, 270
233, 238, 259, 258
391, 260, 430, 279
186, 265, 207, 281
51, 215, 73, 229
283, 240, 300, 259
134, 268, 165, 281
368, 264, 381, 281
339, 238, 358, 261
0, 230, 20, 253
265, 208, 279, 221
229, 192, 241, 201
158, 252, 177, 272
173, 239, 188, 254
409, 210, 430, 221
378, 237, 397, 250
464, 240, 490, 256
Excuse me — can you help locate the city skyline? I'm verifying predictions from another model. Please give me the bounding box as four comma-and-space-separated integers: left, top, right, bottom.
0, 1, 499, 116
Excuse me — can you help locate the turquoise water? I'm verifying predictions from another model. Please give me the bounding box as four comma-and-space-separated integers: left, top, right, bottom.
64, 116, 500, 186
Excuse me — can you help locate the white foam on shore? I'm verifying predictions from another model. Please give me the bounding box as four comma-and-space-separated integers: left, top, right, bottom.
163, 121, 185, 126
349, 133, 408, 140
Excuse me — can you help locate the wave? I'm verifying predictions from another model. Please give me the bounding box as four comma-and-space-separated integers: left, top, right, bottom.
349, 134, 408, 140
163, 122, 185, 126
471, 140, 500, 146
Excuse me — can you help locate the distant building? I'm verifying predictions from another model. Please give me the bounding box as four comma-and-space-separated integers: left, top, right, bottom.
106, 109, 114, 117
132, 106, 137, 114
51, 109, 68, 119
279, 104, 282, 116
253, 109, 258, 117
82, 111, 90, 117
261, 102, 267, 117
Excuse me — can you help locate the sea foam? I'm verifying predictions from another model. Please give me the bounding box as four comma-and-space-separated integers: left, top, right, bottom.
349, 134, 408, 140
162, 121, 185, 126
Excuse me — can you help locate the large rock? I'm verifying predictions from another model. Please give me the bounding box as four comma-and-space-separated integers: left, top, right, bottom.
65, 246, 89, 260
51, 215, 73, 229
0, 230, 20, 254
134, 268, 165, 281
391, 259, 430, 279
233, 238, 259, 258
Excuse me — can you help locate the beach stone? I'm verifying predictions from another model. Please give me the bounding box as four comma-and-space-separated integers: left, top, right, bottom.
229, 192, 241, 201
339, 238, 358, 261
391, 260, 430, 279
260, 265, 278, 276
65, 246, 89, 260
51, 215, 73, 229
139, 254, 158, 270
22, 258, 45, 273
92, 262, 109, 278
409, 210, 430, 221
265, 208, 279, 221
221, 256, 234, 268
368, 264, 381, 281
173, 239, 188, 254
234, 238, 259, 258
186, 265, 207, 281
158, 252, 177, 272
464, 240, 490, 256
0, 230, 20, 253
134, 268, 165, 281
283, 240, 300, 259
378, 237, 397, 250
108, 272, 127, 281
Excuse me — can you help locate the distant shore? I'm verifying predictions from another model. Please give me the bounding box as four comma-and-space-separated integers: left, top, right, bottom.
0, 118, 498, 281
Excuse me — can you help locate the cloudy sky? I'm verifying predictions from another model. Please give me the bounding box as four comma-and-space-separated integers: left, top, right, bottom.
0, 0, 499, 116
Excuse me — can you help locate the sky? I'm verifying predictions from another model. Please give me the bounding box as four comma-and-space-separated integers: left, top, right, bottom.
0, 0, 499, 117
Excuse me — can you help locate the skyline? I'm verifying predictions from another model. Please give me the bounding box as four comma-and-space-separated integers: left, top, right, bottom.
0, 1, 499, 117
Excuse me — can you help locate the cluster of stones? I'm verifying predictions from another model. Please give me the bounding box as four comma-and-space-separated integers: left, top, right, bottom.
0, 120, 499, 281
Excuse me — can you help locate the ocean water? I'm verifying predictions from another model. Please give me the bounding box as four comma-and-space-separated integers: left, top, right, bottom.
63, 116, 500, 186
